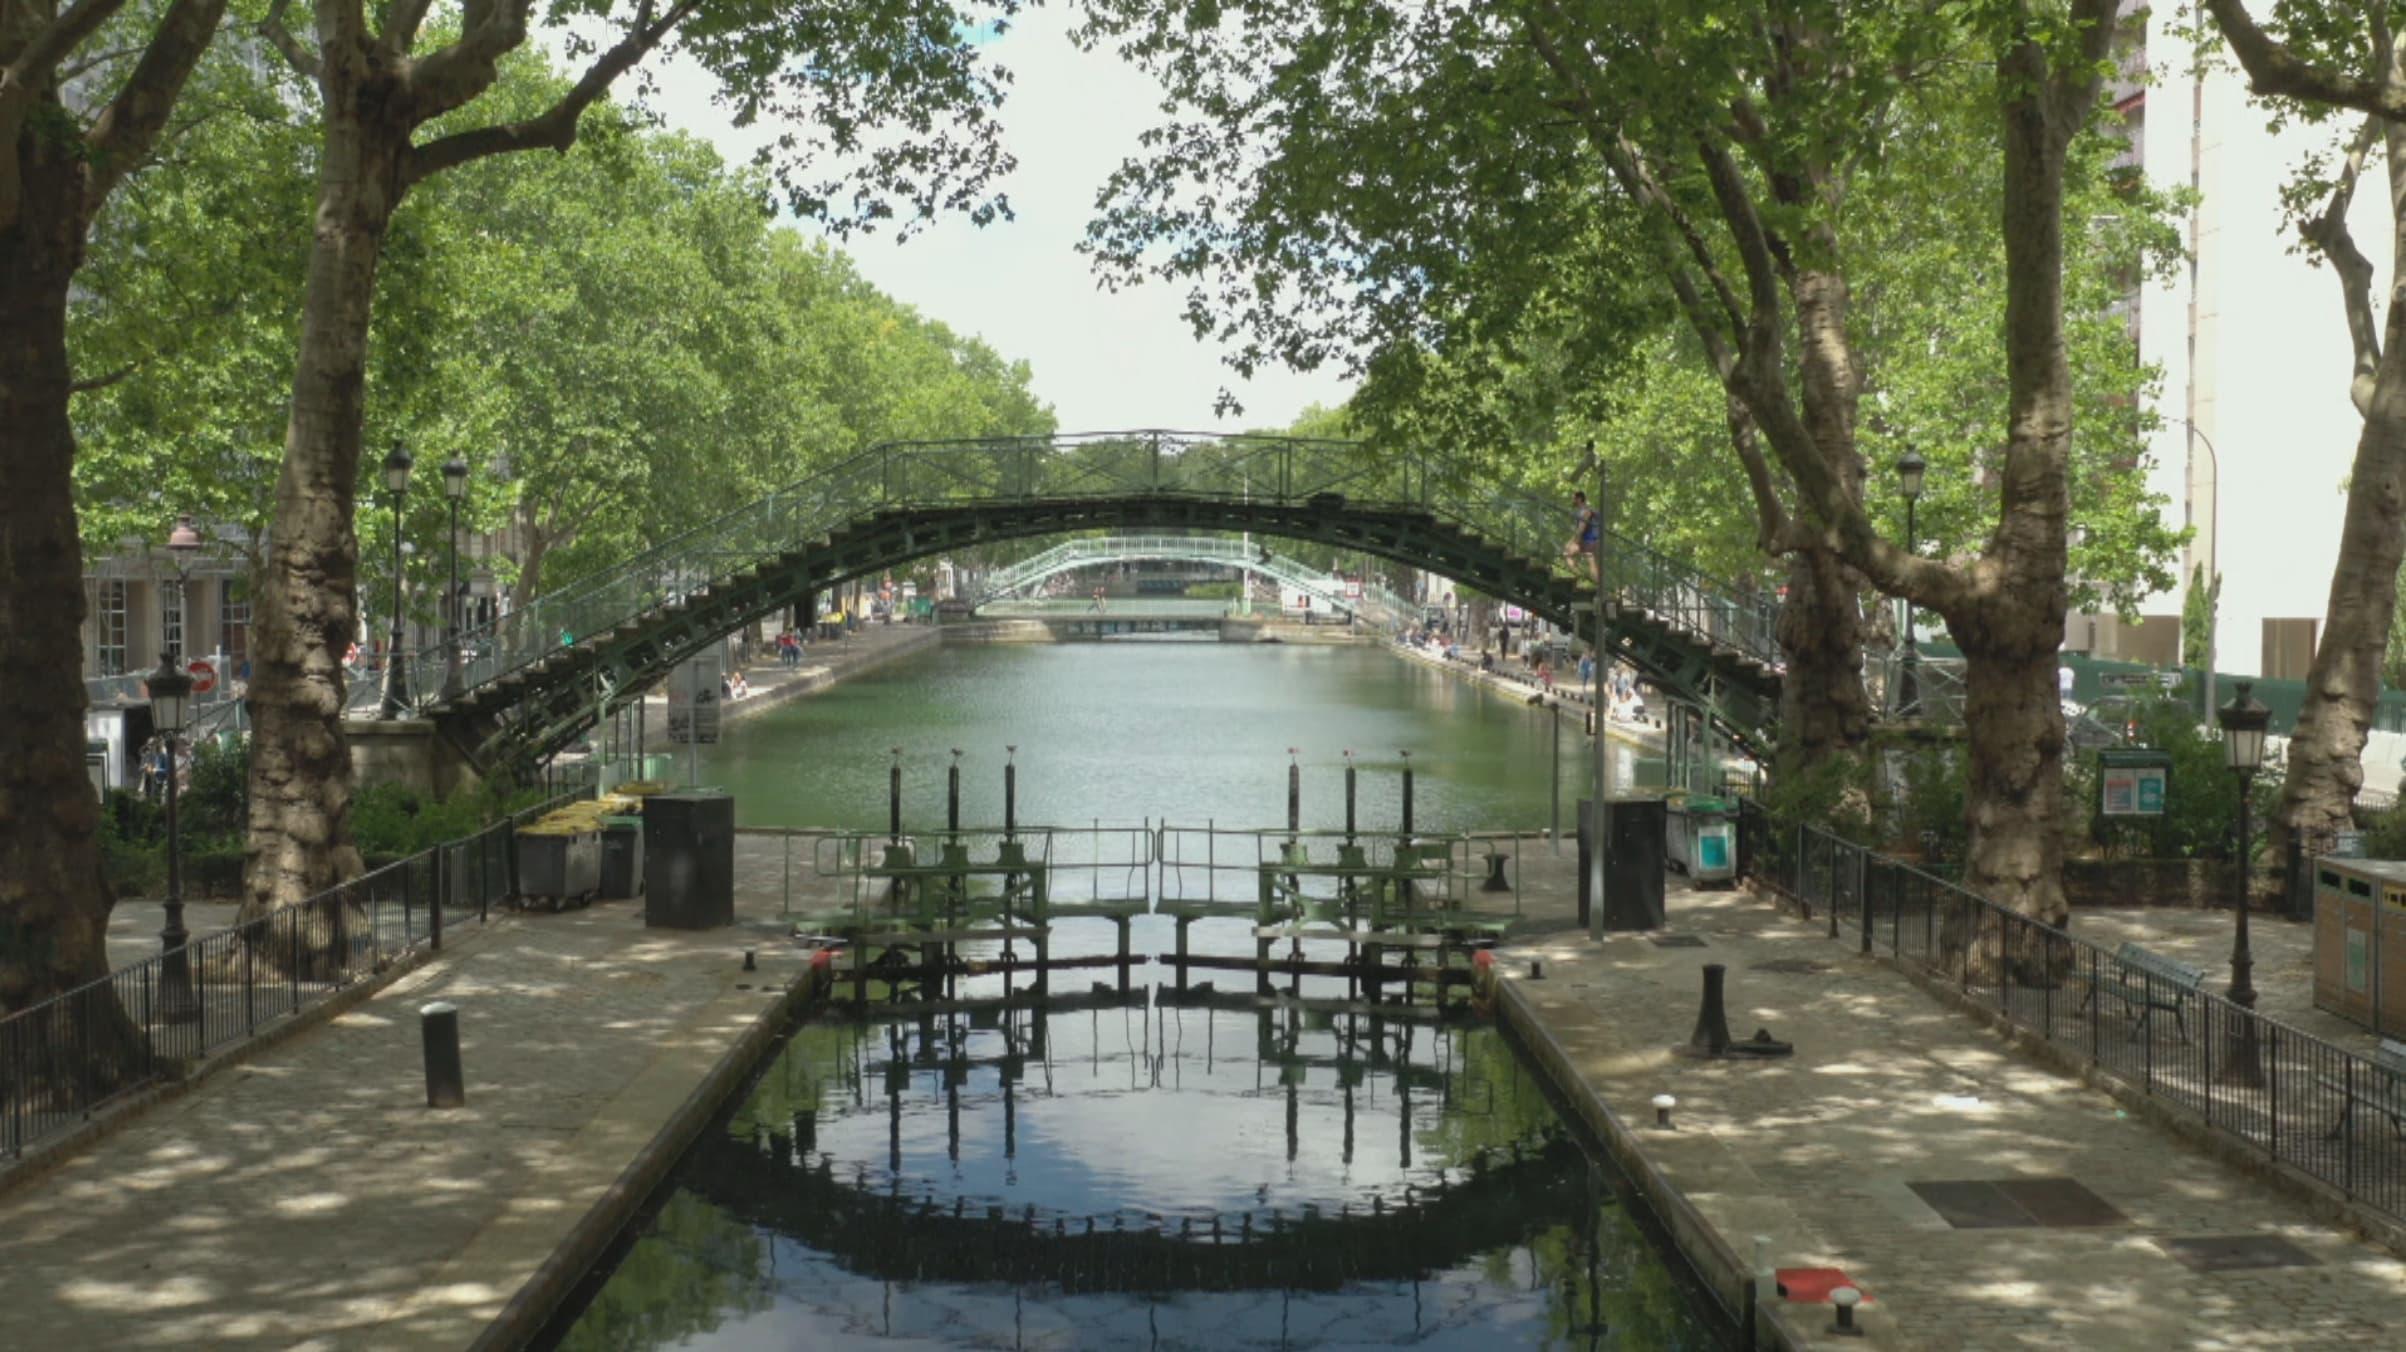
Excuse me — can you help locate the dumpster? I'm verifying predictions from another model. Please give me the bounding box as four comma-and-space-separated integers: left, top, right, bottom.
2315, 857, 2406, 1036
600, 815, 646, 900
1667, 795, 1738, 886
516, 826, 601, 911
1579, 796, 1667, 933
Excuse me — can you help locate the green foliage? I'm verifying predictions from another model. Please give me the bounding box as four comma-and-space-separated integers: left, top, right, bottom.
180, 738, 249, 847
351, 780, 552, 862
2357, 797, 2406, 861
2086, 697, 2285, 861
1184, 580, 1242, 599
97, 792, 165, 899
2185, 565, 2223, 670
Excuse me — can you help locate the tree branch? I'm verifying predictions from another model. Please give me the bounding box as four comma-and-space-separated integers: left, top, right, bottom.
6, 0, 131, 86
2300, 114, 2383, 415
81, 0, 231, 225
380, 0, 434, 53
1722, 391, 1794, 556
67, 360, 141, 393
400, 0, 536, 124
402, 0, 692, 184
257, 0, 319, 82
2201, 0, 2406, 120
2047, 0, 2123, 135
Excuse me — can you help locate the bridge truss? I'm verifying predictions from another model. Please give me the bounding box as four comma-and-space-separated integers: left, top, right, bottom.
968, 532, 1415, 623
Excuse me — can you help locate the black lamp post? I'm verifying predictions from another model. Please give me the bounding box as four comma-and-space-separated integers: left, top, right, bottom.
379, 441, 414, 718
149, 652, 198, 1023
440, 456, 469, 700
1895, 450, 1926, 720
2217, 680, 2271, 1086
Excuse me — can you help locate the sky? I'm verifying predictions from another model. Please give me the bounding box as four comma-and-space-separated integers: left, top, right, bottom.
631, 10, 1354, 434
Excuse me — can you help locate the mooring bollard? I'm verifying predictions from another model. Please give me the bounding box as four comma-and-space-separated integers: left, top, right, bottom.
1828, 1286, 1865, 1337
1690, 963, 1733, 1056
421, 1001, 464, 1109
1653, 1093, 1676, 1128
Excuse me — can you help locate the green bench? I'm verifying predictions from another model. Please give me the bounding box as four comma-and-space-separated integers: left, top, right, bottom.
2077, 941, 2207, 1042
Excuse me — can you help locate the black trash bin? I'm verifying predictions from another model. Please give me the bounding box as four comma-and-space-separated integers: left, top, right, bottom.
600, 815, 645, 900
644, 792, 734, 929
1578, 796, 1667, 932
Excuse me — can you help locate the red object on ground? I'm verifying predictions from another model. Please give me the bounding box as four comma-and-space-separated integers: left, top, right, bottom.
1472, 950, 1496, 970
1776, 1268, 1870, 1304
809, 947, 833, 970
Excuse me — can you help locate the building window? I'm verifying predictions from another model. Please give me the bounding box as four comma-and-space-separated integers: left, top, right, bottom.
91, 579, 128, 675
221, 578, 249, 669
161, 584, 184, 660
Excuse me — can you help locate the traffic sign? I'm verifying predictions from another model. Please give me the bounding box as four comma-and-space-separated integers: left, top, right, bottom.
186, 659, 217, 695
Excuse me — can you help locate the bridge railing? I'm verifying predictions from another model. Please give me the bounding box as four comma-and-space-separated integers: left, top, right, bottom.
372, 431, 1782, 717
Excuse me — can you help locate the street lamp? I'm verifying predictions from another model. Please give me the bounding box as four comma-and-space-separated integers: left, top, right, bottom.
380, 441, 414, 718
2217, 680, 2271, 1086
148, 651, 198, 1024
440, 457, 469, 700
1894, 450, 1927, 720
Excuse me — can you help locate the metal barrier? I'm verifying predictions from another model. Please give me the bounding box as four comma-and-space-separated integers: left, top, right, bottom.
1740, 802, 2406, 1224
0, 776, 592, 1163
795, 824, 1157, 930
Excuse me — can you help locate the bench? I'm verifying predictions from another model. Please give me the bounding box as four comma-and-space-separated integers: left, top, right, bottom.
2322, 1039, 2406, 1141
2075, 941, 2207, 1041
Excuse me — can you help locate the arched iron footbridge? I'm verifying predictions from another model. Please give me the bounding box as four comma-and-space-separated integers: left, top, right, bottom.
970, 533, 1416, 623
363, 431, 1785, 770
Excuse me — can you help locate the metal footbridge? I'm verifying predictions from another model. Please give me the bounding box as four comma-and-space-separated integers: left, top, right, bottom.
968, 533, 1415, 624
360, 431, 1785, 769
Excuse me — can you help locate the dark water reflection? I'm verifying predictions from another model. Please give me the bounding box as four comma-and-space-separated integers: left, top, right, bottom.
544, 962, 1733, 1350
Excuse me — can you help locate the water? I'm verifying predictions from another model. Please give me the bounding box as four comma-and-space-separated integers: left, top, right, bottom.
692, 641, 1638, 834
544, 997, 1732, 1350
543, 642, 1727, 1349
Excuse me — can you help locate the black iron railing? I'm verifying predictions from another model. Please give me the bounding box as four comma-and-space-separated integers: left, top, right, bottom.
1738, 802, 2406, 1224
0, 769, 595, 1163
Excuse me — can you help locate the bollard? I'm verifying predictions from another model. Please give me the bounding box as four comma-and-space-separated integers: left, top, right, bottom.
888, 747, 903, 842
743, 949, 757, 972
421, 1001, 465, 1109
947, 749, 962, 833
1399, 749, 1414, 836
1287, 748, 1301, 835
1690, 963, 1734, 1055
1828, 1286, 1864, 1337
1004, 745, 1018, 839
1344, 751, 1357, 842
1528, 959, 1544, 980
1653, 1093, 1676, 1128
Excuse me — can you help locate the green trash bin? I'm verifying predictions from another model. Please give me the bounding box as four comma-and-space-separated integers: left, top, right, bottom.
1669, 795, 1737, 885
600, 815, 646, 900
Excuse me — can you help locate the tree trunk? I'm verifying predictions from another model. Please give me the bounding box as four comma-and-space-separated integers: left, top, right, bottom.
2277, 144, 2406, 854
1945, 64, 2077, 928
1775, 544, 1872, 777
0, 129, 121, 1017
241, 106, 409, 918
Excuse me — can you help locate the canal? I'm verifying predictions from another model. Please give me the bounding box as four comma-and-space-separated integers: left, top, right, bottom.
539, 640, 1731, 1349
692, 640, 1640, 833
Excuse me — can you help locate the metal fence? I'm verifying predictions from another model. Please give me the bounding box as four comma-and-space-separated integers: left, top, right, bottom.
0, 776, 592, 1163
1738, 803, 2406, 1224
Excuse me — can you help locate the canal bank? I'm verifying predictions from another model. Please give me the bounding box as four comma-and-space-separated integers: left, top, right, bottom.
1491, 884, 2406, 1350
0, 894, 831, 1350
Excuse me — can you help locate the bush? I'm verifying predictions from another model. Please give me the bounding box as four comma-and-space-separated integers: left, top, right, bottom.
1184, 581, 1241, 600
2086, 695, 2284, 862
186, 845, 248, 899
180, 738, 248, 843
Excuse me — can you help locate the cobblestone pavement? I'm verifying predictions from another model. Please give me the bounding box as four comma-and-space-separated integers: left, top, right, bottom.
0, 897, 813, 1350
1508, 885, 2406, 1350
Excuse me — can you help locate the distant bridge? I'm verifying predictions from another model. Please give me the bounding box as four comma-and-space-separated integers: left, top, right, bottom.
968, 533, 1415, 624
358, 431, 1785, 770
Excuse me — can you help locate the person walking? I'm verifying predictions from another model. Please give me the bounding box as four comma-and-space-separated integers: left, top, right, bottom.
1564, 490, 1601, 582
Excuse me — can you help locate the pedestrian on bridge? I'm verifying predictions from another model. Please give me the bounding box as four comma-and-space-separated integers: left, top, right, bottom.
1565, 491, 1600, 577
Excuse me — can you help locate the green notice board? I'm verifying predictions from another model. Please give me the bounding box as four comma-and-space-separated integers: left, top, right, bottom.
2097, 748, 2173, 817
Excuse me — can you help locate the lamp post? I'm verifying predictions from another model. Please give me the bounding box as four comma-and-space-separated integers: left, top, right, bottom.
1894, 450, 1926, 720
380, 442, 414, 718
149, 652, 198, 1023
440, 457, 469, 700
2217, 680, 2271, 1086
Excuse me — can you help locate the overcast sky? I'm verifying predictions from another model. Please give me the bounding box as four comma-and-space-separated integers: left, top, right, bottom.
632, 10, 1353, 433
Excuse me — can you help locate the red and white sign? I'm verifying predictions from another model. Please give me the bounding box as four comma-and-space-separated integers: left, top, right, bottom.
186, 659, 217, 695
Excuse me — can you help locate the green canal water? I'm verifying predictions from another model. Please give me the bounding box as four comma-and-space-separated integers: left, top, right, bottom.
690, 640, 1638, 834
541, 641, 1731, 1350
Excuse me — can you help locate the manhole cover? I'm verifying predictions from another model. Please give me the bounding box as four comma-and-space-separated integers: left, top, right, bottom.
2160, 1235, 2321, 1272
1751, 958, 1831, 975
1650, 934, 1708, 948
1907, 1178, 2128, 1229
